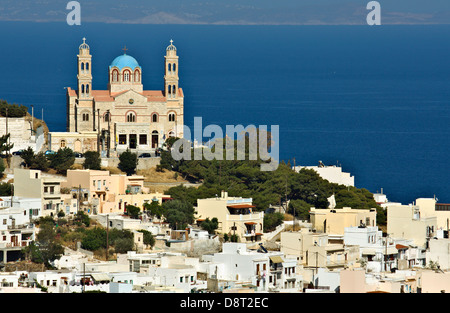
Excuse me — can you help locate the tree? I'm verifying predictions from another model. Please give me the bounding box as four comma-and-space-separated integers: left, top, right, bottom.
21, 146, 35, 168
74, 211, 90, 227
162, 200, 195, 230
23, 219, 64, 267
263, 212, 284, 232
114, 238, 135, 254
0, 182, 12, 196
200, 217, 219, 234
48, 147, 75, 174
118, 149, 138, 176
126, 205, 140, 219
81, 227, 106, 251
83, 150, 101, 170
30, 151, 49, 171
138, 229, 155, 248
143, 201, 163, 219
0, 134, 13, 157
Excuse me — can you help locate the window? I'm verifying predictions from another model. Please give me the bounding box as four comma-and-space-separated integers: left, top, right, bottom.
139, 134, 147, 145
173, 63, 176, 72
44, 186, 48, 193
82, 113, 89, 121
60, 140, 66, 148
134, 70, 140, 82
168, 113, 176, 122
168, 63, 172, 72
81, 63, 84, 71
127, 112, 136, 123
119, 134, 127, 145
152, 114, 158, 123
86, 63, 89, 71
124, 70, 130, 82
112, 70, 118, 82
104, 112, 110, 122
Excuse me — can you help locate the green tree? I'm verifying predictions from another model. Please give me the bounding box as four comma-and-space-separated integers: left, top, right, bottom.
0, 134, 13, 157
83, 150, 101, 170
81, 227, 106, 251
118, 149, 138, 176
288, 199, 312, 221
162, 200, 195, 230
114, 238, 135, 254
24, 220, 64, 267
21, 146, 35, 168
263, 212, 284, 232
48, 147, 75, 174
30, 151, 49, 171
143, 201, 163, 219
200, 217, 219, 234
0, 182, 12, 196
126, 205, 141, 219
138, 229, 155, 248
74, 211, 90, 227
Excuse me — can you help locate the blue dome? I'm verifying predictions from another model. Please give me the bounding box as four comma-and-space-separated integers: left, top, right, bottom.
110, 54, 141, 70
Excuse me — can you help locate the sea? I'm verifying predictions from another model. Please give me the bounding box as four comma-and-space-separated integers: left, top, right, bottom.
0, 21, 449, 205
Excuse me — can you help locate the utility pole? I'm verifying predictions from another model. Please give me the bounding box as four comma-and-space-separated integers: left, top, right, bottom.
106, 109, 110, 158
97, 109, 100, 154
31, 105, 34, 137
106, 214, 109, 261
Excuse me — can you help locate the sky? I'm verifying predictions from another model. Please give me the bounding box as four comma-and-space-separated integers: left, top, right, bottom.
0, 0, 449, 25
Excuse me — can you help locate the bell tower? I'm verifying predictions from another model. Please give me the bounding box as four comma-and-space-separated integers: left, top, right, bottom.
78, 37, 93, 99
164, 39, 179, 100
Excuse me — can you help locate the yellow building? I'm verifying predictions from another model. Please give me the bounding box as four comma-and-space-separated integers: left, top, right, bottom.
309, 207, 377, 236
61, 169, 170, 214
196, 191, 264, 242
387, 202, 436, 248
63, 38, 184, 155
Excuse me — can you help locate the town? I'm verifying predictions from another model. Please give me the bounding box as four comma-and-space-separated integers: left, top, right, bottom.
0, 38, 448, 294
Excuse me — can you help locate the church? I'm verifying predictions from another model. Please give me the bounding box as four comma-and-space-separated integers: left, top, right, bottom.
49, 38, 184, 156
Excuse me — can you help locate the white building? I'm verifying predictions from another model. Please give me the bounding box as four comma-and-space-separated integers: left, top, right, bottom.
344, 226, 398, 273
0, 198, 40, 262
204, 243, 301, 292
293, 162, 354, 187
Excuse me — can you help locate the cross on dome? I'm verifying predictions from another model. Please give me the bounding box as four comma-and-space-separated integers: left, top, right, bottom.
123, 45, 128, 54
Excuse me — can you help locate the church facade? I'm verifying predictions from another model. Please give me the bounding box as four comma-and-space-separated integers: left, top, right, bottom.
61, 38, 184, 156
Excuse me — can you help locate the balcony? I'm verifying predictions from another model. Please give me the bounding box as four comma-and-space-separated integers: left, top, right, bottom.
0, 240, 32, 249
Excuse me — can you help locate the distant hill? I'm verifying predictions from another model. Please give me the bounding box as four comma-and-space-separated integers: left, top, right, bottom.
1, 0, 450, 25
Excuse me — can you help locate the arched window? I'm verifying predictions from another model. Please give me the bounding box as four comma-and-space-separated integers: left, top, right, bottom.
152, 113, 158, 123
81, 63, 85, 71
82, 113, 89, 121
168, 113, 176, 122
173, 63, 176, 72
168, 63, 172, 72
127, 112, 136, 123
112, 70, 118, 82
124, 70, 130, 82
86, 84, 90, 94
104, 112, 110, 122
172, 85, 176, 96
60, 140, 66, 148
134, 70, 140, 82
86, 63, 89, 71
168, 85, 172, 95
81, 84, 85, 94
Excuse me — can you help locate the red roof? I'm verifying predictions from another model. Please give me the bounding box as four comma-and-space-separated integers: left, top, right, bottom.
396, 244, 409, 250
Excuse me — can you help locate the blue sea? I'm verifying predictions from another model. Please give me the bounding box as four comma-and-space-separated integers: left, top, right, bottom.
0, 22, 449, 205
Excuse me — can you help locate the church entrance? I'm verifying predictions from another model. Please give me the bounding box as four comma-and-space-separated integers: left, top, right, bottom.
152, 131, 159, 149
129, 134, 137, 149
